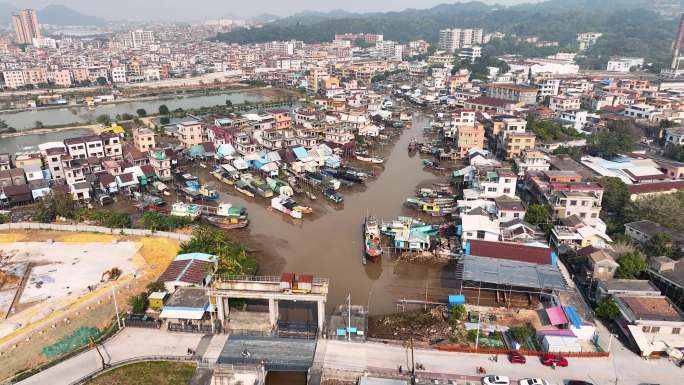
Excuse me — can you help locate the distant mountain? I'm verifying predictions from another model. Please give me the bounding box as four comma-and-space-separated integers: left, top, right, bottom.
0, 2, 17, 25
249, 13, 280, 24
216, 0, 676, 68
37, 4, 107, 26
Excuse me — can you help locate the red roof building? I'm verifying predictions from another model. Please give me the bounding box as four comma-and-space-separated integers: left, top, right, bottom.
466, 239, 555, 265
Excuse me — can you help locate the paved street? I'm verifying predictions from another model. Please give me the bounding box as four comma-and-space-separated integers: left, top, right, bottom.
321, 339, 679, 385
16, 327, 681, 385
17, 328, 203, 385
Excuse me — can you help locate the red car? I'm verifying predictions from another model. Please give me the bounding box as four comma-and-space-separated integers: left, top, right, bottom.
541, 353, 568, 367
508, 351, 526, 364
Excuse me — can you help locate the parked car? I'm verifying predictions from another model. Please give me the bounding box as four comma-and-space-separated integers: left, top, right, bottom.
482, 375, 510, 385
508, 351, 526, 364
519, 379, 547, 385
541, 353, 568, 367
567, 381, 594, 385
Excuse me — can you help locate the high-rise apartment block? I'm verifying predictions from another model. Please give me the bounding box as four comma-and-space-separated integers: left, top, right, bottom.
438, 28, 483, 52
12, 9, 41, 45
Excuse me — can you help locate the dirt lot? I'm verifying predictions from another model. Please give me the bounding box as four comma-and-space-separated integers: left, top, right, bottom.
0, 231, 179, 382
368, 306, 467, 346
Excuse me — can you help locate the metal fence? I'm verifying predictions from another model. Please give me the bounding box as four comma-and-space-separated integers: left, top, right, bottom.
0, 222, 192, 241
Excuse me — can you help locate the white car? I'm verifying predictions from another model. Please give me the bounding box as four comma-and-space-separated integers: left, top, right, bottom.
519, 379, 548, 385
482, 375, 510, 385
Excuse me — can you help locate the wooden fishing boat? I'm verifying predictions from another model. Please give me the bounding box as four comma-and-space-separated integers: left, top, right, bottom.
206, 216, 249, 229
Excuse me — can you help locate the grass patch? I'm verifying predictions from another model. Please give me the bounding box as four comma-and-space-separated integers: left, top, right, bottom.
86, 361, 196, 385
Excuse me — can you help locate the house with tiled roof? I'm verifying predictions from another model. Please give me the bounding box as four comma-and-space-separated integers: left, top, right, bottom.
159, 253, 218, 293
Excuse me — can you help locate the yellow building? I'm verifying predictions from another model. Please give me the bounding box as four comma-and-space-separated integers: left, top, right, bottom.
148, 291, 167, 310
101, 123, 126, 135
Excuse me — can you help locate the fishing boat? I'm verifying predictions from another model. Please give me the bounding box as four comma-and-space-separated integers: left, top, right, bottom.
380, 216, 426, 237
408, 138, 418, 152
202, 202, 247, 220
364, 216, 383, 263
322, 188, 344, 204
234, 180, 256, 197
287, 176, 304, 194
251, 178, 274, 198
170, 202, 201, 220
271, 195, 303, 219
355, 154, 385, 164
205, 216, 249, 229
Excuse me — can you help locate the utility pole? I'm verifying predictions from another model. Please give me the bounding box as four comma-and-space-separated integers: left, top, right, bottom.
410, 337, 416, 385
111, 285, 122, 330
347, 293, 351, 341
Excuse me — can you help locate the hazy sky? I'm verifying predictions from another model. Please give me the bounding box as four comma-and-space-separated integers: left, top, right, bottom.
7, 0, 537, 21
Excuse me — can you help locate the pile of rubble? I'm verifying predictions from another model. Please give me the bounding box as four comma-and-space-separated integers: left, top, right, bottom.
368, 306, 467, 344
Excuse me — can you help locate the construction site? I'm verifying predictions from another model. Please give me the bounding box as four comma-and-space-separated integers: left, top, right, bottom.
0, 230, 181, 381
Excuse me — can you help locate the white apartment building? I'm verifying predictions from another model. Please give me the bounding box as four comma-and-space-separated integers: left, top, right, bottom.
475, 169, 518, 199
536, 78, 560, 97
606, 57, 644, 72
111, 66, 127, 83
144, 67, 161, 82
438, 28, 483, 52
558, 110, 588, 133
128, 30, 155, 48
458, 46, 482, 63
623, 103, 658, 120
264, 41, 295, 56
514, 150, 550, 177
576, 32, 602, 50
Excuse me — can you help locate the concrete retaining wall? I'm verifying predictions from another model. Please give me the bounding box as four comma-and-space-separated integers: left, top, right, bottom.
0, 222, 191, 242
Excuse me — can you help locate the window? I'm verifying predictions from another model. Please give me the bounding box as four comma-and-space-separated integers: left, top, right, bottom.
503, 188, 511, 194
570, 200, 578, 206
651, 327, 660, 333
673, 328, 681, 335
642, 326, 650, 333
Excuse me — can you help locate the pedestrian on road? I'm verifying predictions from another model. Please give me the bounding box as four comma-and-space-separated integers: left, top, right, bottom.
399, 365, 402, 373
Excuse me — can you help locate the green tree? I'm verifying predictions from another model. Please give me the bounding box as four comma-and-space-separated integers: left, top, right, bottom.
595, 298, 620, 320
615, 250, 647, 279
158, 105, 170, 115
136, 108, 147, 117
643, 232, 676, 258
0, 213, 10, 224
588, 121, 641, 158
96, 114, 111, 126
524, 204, 552, 226
225, 100, 233, 107
96, 76, 108, 86
146, 281, 166, 293
34, 121, 44, 129
660, 119, 675, 129
552, 146, 583, 161
180, 227, 257, 275
449, 304, 466, 323
598, 177, 629, 214
35, 191, 77, 222
128, 293, 147, 314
